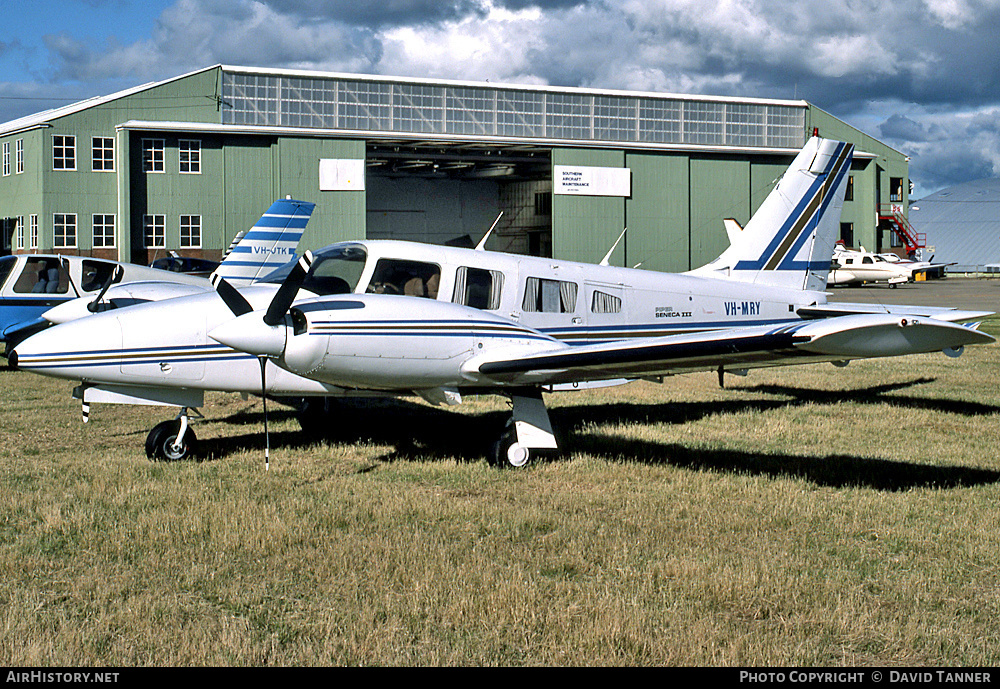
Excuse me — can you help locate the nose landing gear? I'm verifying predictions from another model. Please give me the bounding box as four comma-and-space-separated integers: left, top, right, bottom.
145, 407, 201, 461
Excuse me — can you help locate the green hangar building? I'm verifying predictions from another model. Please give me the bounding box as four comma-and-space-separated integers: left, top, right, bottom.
0, 64, 913, 272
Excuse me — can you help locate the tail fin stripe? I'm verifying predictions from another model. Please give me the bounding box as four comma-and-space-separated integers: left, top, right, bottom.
739, 142, 851, 272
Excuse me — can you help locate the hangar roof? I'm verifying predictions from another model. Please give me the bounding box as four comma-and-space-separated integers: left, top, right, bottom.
1, 64, 811, 154
909, 178, 1000, 270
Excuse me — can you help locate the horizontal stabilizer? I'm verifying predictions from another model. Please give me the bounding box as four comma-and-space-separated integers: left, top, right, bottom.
799, 302, 994, 323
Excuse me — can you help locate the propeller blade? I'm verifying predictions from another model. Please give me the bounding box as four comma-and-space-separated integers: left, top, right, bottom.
87, 265, 125, 313
263, 251, 314, 326
210, 273, 254, 316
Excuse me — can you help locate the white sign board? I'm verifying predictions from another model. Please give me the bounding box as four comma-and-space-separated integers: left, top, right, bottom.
554, 165, 631, 197
319, 159, 365, 191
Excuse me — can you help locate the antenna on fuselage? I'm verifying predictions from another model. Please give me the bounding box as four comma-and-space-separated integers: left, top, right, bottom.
475, 212, 504, 251
600, 227, 627, 266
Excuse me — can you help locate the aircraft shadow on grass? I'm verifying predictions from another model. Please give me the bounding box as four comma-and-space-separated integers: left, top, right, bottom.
191, 378, 1000, 491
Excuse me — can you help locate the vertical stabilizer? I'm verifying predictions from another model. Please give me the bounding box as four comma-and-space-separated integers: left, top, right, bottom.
687, 137, 854, 291
211, 198, 316, 286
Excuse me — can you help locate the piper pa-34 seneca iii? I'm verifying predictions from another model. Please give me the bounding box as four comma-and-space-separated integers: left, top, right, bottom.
11, 138, 994, 468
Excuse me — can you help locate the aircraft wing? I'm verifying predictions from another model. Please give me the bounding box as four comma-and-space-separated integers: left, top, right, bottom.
798, 302, 993, 323
467, 314, 994, 386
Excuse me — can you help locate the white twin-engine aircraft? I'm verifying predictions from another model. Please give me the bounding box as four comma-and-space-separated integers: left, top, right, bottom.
10, 138, 994, 467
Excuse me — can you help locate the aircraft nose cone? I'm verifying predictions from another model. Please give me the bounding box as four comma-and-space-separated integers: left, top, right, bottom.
209, 312, 286, 358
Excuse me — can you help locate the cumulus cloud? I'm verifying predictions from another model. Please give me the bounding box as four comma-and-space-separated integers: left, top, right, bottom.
7, 0, 1000, 194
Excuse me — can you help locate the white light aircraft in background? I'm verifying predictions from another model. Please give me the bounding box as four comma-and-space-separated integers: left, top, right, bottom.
40, 197, 314, 327
11, 138, 993, 468
828, 243, 954, 287
1, 198, 312, 350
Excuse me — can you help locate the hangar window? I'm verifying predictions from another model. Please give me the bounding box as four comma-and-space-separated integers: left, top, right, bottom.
180, 215, 201, 248
143, 139, 165, 173
522, 277, 578, 313
3, 142, 9, 176
53, 135, 75, 170
53, 214, 77, 249
15, 139, 23, 174
29, 215, 37, 249
92, 137, 114, 172
844, 175, 854, 202
14, 216, 23, 251
93, 214, 115, 248
179, 140, 201, 174
890, 177, 904, 202
453, 267, 503, 310
143, 215, 165, 248
367, 258, 441, 299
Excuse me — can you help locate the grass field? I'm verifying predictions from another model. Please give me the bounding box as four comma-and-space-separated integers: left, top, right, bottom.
2, 318, 1000, 666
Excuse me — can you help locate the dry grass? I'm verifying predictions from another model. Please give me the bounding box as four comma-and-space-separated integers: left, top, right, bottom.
2, 319, 1000, 666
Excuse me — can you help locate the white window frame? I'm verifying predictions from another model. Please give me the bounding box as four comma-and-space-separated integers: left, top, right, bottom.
143, 214, 165, 248
29, 215, 37, 249
53, 213, 78, 249
178, 139, 201, 174
15, 139, 23, 174
143, 138, 165, 173
53, 135, 76, 171
15, 216, 24, 250
180, 214, 202, 248
92, 137, 115, 172
92, 214, 116, 248
3, 142, 9, 176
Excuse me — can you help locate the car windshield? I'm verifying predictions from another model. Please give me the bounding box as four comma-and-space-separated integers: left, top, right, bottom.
261, 244, 368, 296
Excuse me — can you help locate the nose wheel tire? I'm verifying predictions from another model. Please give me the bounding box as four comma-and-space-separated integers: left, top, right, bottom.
490, 428, 532, 468
145, 420, 198, 462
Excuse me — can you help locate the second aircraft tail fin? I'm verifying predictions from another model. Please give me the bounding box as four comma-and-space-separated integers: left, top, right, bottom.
211, 198, 316, 286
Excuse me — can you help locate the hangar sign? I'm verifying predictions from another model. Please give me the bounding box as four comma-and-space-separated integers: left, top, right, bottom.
319, 159, 366, 191
554, 165, 631, 197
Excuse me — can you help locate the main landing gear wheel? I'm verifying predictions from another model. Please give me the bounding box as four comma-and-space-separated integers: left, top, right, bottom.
145, 419, 198, 461
490, 428, 532, 468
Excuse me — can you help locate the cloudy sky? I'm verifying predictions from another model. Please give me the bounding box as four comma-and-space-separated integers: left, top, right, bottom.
2, 0, 999, 198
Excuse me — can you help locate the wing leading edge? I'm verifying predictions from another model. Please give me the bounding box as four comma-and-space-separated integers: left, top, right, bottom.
466, 314, 995, 386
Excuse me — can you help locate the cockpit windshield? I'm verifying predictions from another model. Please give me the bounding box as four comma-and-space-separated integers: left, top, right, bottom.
261, 244, 368, 296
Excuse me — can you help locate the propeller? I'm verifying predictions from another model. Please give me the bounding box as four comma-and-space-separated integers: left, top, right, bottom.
264, 251, 314, 325
210, 272, 254, 316
209, 250, 315, 470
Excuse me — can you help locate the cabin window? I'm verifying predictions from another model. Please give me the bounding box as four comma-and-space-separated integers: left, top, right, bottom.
81, 260, 119, 292
522, 277, 578, 313
453, 267, 503, 310
263, 244, 368, 296
0, 257, 15, 291
367, 259, 441, 299
13, 258, 69, 294
862, 256, 873, 264
591, 290, 621, 314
